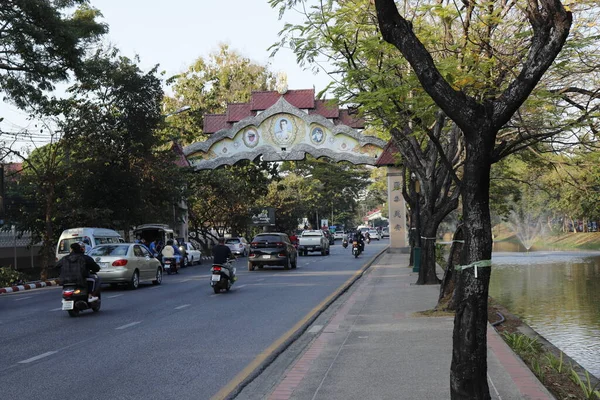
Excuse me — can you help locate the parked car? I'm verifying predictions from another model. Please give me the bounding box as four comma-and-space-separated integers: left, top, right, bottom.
225, 237, 250, 257
381, 227, 390, 238
178, 241, 202, 266
248, 233, 298, 271
298, 230, 330, 256
368, 229, 381, 240
90, 243, 163, 289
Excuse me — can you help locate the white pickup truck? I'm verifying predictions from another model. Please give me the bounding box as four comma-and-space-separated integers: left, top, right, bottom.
298, 230, 330, 256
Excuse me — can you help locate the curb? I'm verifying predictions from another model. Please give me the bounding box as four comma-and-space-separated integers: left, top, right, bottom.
0, 280, 61, 295
217, 246, 390, 400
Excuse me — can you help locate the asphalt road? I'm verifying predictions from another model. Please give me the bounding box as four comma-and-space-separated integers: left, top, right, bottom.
0, 238, 388, 400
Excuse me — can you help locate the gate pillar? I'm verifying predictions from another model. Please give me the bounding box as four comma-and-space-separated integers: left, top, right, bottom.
387, 167, 409, 252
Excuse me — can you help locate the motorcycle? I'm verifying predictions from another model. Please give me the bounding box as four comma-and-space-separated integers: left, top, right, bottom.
210, 259, 236, 294
162, 257, 179, 275
352, 241, 361, 258
366, 237, 371, 244
342, 238, 349, 248
61, 274, 101, 317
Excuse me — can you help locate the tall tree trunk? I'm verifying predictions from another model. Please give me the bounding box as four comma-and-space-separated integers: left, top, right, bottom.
450, 141, 492, 400
417, 222, 441, 284
41, 186, 55, 281
437, 224, 464, 311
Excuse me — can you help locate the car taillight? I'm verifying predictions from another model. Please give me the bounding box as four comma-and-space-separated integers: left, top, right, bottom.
279, 253, 286, 257
249, 253, 255, 258
63, 290, 74, 297
212, 266, 222, 271
112, 259, 128, 267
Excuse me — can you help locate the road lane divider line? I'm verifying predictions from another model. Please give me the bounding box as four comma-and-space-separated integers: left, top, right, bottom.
19, 351, 58, 364
179, 279, 192, 282
175, 304, 191, 310
116, 321, 142, 330
107, 294, 124, 299
14, 296, 32, 301
211, 246, 389, 400
50, 308, 62, 311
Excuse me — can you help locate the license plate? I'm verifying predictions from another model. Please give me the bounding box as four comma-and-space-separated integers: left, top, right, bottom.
99, 262, 109, 269
307, 247, 313, 251
62, 300, 74, 310
211, 274, 221, 282
263, 255, 271, 259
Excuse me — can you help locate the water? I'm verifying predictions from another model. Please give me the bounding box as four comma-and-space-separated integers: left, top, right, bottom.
490, 251, 600, 379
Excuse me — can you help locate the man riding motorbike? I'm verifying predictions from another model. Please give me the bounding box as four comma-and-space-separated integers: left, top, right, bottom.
56, 242, 101, 302
212, 237, 237, 282
161, 239, 183, 268
354, 230, 365, 252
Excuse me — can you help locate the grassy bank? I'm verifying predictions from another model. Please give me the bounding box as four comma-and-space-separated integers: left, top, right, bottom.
493, 224, 600, 251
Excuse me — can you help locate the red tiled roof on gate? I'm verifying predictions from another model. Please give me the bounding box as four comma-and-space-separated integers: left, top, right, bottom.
336, 109, 365, 129
376, 140, 401, 167
172, 142, 190, 168
227, 103, 254, 122
309, 100, 339, 118
203, 89, 369, 134
204, 114, 232, 134
250, 89, 315, 111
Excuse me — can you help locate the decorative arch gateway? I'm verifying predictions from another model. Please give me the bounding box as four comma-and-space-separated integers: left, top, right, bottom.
182, 89, 408, 250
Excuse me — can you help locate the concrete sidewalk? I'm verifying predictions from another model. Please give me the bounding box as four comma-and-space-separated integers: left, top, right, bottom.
261, 251, 554, 400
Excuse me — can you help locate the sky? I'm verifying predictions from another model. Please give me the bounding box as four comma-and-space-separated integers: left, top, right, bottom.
0, 0, 332, 148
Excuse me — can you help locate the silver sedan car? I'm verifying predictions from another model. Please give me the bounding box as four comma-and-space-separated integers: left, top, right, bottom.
90, 243, 163, 289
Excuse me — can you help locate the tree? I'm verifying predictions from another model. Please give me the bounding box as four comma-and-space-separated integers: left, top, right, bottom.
162, 44, 276, 145
373, 0, 572, 398
0, 0, 107, 107
270, 0, 464, 284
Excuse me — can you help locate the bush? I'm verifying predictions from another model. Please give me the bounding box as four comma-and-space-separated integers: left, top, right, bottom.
0, 267, 25, 287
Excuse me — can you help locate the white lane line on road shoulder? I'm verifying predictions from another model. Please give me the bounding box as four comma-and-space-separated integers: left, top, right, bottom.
14, 296, 32, 301
50, 307, 62, 311
174, 304, 191, 310
19, 351, 58, 364
107, 294, 124, 299
179, 279, 192, 282
235, 285, 246, 289
307, 325, 323, 334
115, 321, 142, 330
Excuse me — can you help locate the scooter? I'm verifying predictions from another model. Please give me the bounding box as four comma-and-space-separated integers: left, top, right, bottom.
352, 241, 361, 258
61, 274, 101, 317
342, 238, 349, 248
366, 236, 371, 244
210, 259, 236, 294
162, 257, 179, 275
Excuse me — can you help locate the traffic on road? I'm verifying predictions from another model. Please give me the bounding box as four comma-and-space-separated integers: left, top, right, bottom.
0, 236, 388, 400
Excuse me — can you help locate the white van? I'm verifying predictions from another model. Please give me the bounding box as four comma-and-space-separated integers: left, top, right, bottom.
56, 227, 123, 261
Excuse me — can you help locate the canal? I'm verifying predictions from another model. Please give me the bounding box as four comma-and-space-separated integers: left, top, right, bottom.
490, 250, 600, 378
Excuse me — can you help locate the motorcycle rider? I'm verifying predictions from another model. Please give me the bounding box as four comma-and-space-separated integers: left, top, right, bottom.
212, 237, 237, 282
354, 229, 365, 252
57, 242, 101, 302
161, 239, 183, 268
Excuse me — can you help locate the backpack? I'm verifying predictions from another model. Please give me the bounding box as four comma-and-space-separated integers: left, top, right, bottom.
60, 254, 88, 286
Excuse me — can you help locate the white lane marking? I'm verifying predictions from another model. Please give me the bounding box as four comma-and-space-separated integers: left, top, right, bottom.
174, 304, 191, 310
235, 285, 246, 289
107, 294, 124, 299
19, 351, 58, 364
179, 279, 192, 283
308, 325, 323, 334
14, 296, 32, 301
115, 321, 142, 330
487, 373, 502, 400
148, 286, 161, 289
50, 308, 62, 311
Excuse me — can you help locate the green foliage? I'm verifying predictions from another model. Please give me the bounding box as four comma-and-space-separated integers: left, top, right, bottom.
0, 267, 25, 287
545, 352, 566, 374
569, 369, 600, 399
0, 0, 107, 107
501, 332, 543, 358
162, 44, 276, 145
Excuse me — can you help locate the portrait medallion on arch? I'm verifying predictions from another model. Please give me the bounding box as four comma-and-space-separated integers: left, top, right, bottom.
309, 124, 327, 146
266, 114, 299, 145
242, 127, 260, 148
